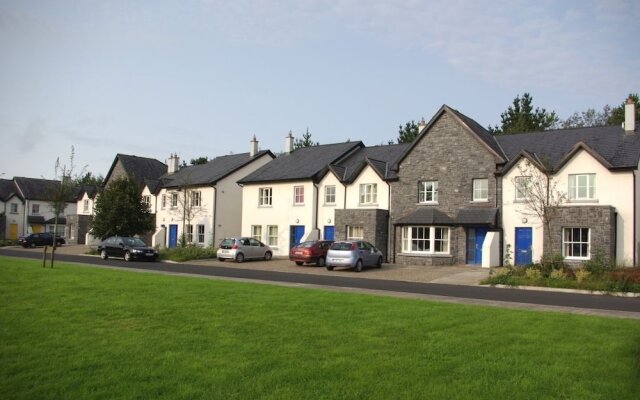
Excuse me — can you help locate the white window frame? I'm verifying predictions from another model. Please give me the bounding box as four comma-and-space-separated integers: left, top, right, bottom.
196, 224, 205, 244
568, 174, 596, 201
514, 176, 531, 201
563, 227, 590, 260
267, 225, 278, 247
83, 199, 89, 213
161, 195, 167, 209
10, 203, 18, 213
170, 193, 178, 208
31, 204, 40, 214
418, 181, 438, 203
294, 186, 304, 205
401, 226, 450, 254
472, 179, 488, 202
191, 191, 202, 207
142, 195, 151, 208
324, 185, 336, 205
347, 226, 364, 240
359, 183, 377, 205
185, 224, 193, 243
251, 225, 262, 241
259, 187, 272, 206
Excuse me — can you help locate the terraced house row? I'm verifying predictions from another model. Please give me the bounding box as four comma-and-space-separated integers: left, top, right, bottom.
2, 100, 638, 267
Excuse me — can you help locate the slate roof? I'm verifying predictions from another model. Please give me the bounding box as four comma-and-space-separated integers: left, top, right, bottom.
13, 177, 75, 202
75, 185, 98, 200
161, 151, 274, 188
455, 208, 498, 226
329, 143, 410, 182
496, 124, 640, 171
395, 207, 498, 227
238, 142, 363, 184
0, 179, 20, 202
104, 154, 167, 188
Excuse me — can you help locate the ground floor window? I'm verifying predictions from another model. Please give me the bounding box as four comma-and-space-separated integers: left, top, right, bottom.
401, 226, 450, 254
185, 224, 193, 243
347, 226, 364, 240
251, 225, 262, 241
267, 225, 278, 246
563, 227, 590, 259
197, 224, 205, 244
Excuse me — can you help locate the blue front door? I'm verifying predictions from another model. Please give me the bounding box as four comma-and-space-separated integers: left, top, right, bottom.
466, 228, 488, 265
169, 224, 178, 248
290, 225, 305, 249
515, 227, 533, 265
324, 226, 335, 241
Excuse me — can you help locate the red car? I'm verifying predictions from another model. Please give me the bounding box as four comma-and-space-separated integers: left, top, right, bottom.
289, 240, 334, 267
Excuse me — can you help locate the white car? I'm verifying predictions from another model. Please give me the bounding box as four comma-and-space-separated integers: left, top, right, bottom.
217, 237, 273, 263
326, 240, 383, 272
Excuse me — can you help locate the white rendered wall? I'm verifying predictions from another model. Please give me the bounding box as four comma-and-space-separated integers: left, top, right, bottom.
345, 166, 389, 210
317, 172, 345, 237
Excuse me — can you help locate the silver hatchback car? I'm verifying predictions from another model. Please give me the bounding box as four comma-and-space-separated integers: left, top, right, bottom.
326, 240, 383, 272
217, 237, 273, 263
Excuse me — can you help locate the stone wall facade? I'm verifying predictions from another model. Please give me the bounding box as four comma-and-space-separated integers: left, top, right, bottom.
334, 209, 389, 261
389, 111, 502, 265
66, 214, 91, 245
545, 206, 616, 265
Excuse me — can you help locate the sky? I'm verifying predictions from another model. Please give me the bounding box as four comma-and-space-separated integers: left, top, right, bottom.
1, 0, 638, 180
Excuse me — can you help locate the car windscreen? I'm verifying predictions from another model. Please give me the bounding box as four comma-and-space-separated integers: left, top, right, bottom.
297, 241, 316, 248
219, 239, 235, 249
330, 242, 353, 251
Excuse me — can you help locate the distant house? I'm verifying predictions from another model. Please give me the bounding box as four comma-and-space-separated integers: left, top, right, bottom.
0, 179, 23, 240
154, 137, 274, 248
66, 185, 98, 244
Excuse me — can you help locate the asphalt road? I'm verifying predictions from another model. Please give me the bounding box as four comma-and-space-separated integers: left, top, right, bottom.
2, 248, 639, 317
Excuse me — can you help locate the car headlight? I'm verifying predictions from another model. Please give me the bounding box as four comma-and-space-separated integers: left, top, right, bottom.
131, 249, 143, 253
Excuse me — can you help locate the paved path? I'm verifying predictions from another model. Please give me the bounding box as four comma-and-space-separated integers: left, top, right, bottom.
1, 247, 639, 319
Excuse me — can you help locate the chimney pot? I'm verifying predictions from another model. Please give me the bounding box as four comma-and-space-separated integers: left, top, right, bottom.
284, 130, 294, 154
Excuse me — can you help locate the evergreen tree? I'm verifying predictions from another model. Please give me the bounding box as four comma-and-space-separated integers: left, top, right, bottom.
489, 93, 558, 135
293, 128, 319, 149
397, 120, 420, 143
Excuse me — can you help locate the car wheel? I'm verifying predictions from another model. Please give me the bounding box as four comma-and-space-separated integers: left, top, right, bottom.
326, 265, 334, 271
264, 251, 272, 261
295, 261, 303, 266
317, 256, 326, 267
376, 257, 383, 268
124, 251, 131, 262
218, 257, 225, 262
355, 259, 363, 272
100, 250, 108, 260
235, 253, 245, 263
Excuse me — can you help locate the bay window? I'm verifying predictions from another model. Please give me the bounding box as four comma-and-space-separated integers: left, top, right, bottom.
401, 226, 450, 254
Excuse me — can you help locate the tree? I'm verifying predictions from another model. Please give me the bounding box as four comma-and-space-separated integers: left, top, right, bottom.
512, 158, 567, 263
47, 146, 80, 268
74, 171, 104, 186
489, 93, 559, 135
557, 106, 611, 129
293, 128, 319, 149
90, 176, 155, 239
190, 156, 209, 165
397, 120, 420, 143
607, 93, 639, 126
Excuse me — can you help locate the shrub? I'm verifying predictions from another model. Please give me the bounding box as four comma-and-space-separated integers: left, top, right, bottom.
539, 253, 564, 276
583, 250, 615, 275
0, 240, 16, 247
549, 269, 565, 280
574, 269, 591, 284
525, 268, 542, 280
160, 245, 217, 262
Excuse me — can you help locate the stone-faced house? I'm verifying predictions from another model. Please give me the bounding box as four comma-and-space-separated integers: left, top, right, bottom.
154, 138, 274, 248
389, 105, 506, 266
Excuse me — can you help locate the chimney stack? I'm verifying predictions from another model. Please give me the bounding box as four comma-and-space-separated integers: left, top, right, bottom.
250, 135, 258, 157
624, 96, 636, 133
417, 117, 427, 134
284, 130, 294, 154
167, 153, 180, 174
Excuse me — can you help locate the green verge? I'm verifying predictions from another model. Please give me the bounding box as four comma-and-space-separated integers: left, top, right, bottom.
1, 256, 639, 400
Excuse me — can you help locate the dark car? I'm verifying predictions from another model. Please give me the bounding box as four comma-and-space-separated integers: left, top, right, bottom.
18, 232, 65, 248
289, 240, 334, 266
98, 236, 158, 262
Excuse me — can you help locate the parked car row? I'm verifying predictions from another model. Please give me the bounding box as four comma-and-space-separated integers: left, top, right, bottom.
18, 232, 65, 248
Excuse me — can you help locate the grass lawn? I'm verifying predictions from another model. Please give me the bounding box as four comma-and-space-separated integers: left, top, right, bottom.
1, 256, 639, 399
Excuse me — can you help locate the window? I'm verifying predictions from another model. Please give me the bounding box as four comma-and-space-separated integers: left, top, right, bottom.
294, 186, 304, 205
10, 203, 18, 213
197, 225, 205, 244
347, 226, 364, 240
514, 176, 531, 201
324, 185, 336, 204
83, 199, 89, 212
563, 227, 590, 259
259, 187, 272, 206
251, 225, 262, 241
161, 195, 167, 209
401, 226, 450, 254
31, 204, 40, 214
191, 191, 201, 207
473, 179, 488, 202
267, 225, 278, 247
142, 195, 151, 208
418, 181, 438, 203
185, 224, 193, 243
359, 184, 377, 204
569, 174, 596, 201
170, 193, 178, 207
